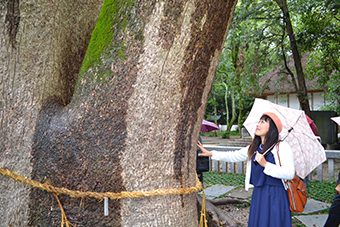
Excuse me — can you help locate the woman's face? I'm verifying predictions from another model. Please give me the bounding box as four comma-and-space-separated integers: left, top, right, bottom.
255, 117, 270, 137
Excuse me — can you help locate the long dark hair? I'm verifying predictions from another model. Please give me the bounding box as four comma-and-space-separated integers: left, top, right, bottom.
247, 115, 279, 159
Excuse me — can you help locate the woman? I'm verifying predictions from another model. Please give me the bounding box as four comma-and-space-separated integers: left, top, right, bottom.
198, 112, 295, 227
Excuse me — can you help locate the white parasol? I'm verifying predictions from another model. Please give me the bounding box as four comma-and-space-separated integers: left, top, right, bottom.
331, 117, 340, 126
243, 98, 326, 178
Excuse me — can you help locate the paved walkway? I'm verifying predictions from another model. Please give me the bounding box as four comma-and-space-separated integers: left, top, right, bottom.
201, 136, 332, 227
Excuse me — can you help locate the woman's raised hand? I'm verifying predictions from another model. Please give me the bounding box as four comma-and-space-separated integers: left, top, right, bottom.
197, 141, 212, 157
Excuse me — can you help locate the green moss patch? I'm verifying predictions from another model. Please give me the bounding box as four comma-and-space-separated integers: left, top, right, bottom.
80, 0, 134, 75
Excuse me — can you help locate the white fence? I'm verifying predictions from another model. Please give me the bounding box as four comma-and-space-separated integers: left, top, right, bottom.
205, 145, 340, 181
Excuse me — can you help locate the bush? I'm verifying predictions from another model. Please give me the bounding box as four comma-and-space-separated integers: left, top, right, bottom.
200, 130, 240, 138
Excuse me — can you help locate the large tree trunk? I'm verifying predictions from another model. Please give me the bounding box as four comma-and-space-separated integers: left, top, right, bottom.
0, 0, 237, 226
275, 0, 311, 114
0, 0, 102, 226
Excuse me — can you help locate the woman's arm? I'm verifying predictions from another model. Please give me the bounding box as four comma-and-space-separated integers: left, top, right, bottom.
197, 142, 248, 163
263, 142, 295, 180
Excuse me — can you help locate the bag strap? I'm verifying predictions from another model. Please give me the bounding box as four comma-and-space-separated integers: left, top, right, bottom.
275, 141, 289, 190
276, 141, 282, 166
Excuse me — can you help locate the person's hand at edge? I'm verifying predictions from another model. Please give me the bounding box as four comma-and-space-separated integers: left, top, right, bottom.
197, 141, 212, 157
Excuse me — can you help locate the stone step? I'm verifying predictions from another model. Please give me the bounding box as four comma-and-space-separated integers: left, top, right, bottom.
201, 136, 252, 148
219, 139, 252, 147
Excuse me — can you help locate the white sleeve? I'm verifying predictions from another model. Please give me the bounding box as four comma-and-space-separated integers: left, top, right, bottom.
211, 146, 249, 163
263, 142, 295, 180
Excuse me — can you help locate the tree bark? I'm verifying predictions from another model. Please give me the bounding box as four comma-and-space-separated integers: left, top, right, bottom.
275, 0, 311, 114
0, 0, 237, 226
0, 1, 102, 226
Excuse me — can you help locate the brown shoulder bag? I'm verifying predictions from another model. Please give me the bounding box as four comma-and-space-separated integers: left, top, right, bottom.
277, 142, 308, 213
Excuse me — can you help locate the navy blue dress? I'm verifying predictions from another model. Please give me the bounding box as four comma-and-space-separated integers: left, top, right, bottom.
248, 146, 291, 227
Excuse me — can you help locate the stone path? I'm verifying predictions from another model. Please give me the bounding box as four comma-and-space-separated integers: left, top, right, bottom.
294, 214, 329, 227
294, 198, 331, 227
200, 184, 235, 200
203, 185, 331, 227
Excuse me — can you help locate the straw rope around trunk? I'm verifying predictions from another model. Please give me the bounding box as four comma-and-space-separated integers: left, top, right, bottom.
1, 167, 206, 226
0, 167, 202, 199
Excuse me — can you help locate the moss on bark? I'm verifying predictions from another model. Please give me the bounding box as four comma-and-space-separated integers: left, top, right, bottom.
79, 0, 134, 76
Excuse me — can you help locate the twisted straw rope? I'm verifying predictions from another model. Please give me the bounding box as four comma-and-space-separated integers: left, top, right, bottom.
53, 193, 72, 227
0, 168, 202, 200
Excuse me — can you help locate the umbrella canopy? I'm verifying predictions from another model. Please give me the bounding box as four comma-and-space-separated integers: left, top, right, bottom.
331, 117, 340, 126
243, 98, 326, 179
201, 120, 219, 132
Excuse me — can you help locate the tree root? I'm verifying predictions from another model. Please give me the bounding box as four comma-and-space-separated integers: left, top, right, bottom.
207, 198, 250, 206
197, 195, 243, 227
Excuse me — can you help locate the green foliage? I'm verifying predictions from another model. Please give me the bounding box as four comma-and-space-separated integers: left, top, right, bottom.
205, 85, 227, 123
200, 131, 240, 138
295, 0, 340, 113
307, 180, 337, 203
203, 172, 245, 188
79, 0, 134, 76
200, 131, 221, 137
321, 74, 340, 114
206, 0, 282, 127
222, 131, 230, 139
207, 0, 339, 119
223, 130, 239, 139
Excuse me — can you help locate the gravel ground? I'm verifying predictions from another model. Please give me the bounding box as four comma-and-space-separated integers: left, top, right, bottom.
218, 203, 249, 226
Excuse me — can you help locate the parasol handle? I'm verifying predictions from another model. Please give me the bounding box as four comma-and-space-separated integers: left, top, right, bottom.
253, 142, 279, 165
261, 142, 279, 156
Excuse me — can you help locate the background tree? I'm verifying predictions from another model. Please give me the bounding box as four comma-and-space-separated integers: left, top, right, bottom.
207, 0, 339, 130
214, 42, 238, 138
274, 0, 311, 114
207, 1, 274, 135
238, 0, 311, 113
296, 0, 340, 113
0, 0, 237, 226
205, 85, 226, 127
